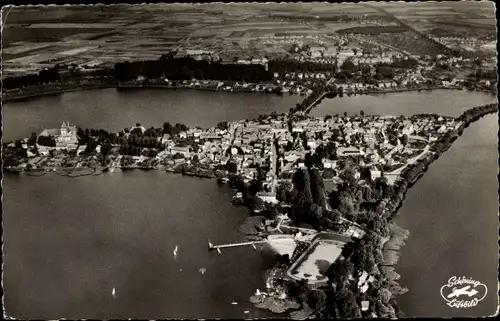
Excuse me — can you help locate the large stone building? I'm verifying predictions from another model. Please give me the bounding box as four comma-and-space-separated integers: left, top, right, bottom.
37, 121, 79, 153
57, 121, 78, 148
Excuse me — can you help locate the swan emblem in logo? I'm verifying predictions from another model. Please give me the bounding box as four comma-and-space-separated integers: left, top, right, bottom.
440, 276, 487, 308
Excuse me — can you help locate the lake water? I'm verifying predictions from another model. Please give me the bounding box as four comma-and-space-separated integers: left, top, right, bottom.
2, 88, 300, 319
311, 90, 497, 118
2, 88, 301, 142
393, 114, 499, 317
2, 172, 280, 319
2, 88, 498, 318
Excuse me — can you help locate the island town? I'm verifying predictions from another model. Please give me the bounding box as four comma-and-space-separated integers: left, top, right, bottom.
2, 34, 497, 320
3, 98, 497, 318
2, 3, 497, 320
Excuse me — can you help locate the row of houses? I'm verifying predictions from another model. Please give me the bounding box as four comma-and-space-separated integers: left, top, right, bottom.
309, 46, 363, 59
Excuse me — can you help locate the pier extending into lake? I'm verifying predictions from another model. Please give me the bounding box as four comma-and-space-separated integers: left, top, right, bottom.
208, 238, 295, 251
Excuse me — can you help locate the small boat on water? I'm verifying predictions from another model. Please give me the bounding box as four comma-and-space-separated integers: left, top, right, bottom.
173, 245, 179, 258
112, 287, 116, 298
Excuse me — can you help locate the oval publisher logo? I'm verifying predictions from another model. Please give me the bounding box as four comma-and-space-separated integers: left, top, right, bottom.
440, 276, 488, 308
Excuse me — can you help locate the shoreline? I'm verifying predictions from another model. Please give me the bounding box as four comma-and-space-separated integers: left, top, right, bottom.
2, 81, 288, 102
2, 85, 497, 317
376, 106, 498, 316
247, 105, 497, 317
303, 86, 495, 114
5, 165, 218, 179
2, 81, 494, 104
2, 83, 116, 102
5, 104, 496, 177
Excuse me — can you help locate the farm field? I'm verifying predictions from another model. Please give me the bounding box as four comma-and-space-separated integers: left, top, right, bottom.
2, 2, 496, 78
371, 1, 496, 36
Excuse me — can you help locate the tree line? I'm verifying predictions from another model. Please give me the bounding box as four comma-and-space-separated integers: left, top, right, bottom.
269, 59, 338, 74
283, 229, 404, 318
457, 103, 498, 123
115, 56, 272, 83
3, 66, 61, 90
280, 162, 409, 317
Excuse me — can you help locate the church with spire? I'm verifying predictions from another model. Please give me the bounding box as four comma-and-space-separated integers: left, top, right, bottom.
37, 121, 79, 153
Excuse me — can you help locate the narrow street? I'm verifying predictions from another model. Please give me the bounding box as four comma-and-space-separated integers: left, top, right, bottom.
271, 141, 277, 193
385, 145, 431, 185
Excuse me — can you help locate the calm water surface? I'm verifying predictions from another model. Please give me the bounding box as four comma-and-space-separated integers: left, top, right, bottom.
2, 88, 301, 142
3, 172, 279, 319
394, 114, 499, 317
311, 90, 497, 118
3, 89, 301, 319
2, 89, 498, 318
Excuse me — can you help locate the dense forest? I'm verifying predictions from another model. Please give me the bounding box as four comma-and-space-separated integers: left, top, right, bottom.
268, 59, 338, 73
115, 56, 272, 83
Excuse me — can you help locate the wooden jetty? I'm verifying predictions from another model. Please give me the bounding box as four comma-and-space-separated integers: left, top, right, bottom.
208, 238, 292, 254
